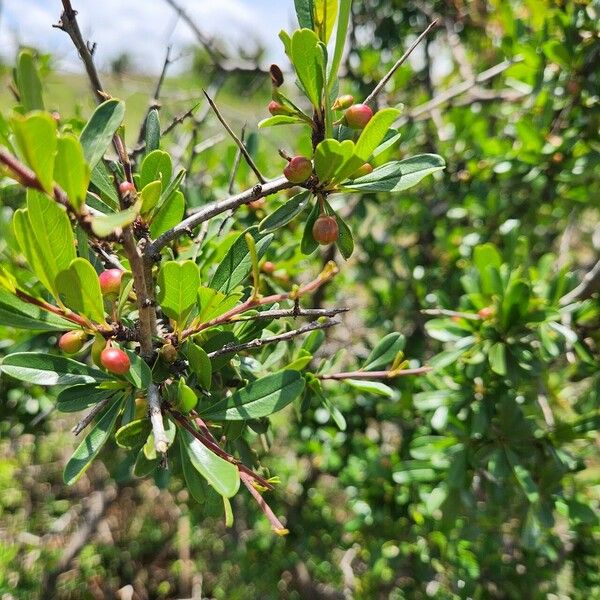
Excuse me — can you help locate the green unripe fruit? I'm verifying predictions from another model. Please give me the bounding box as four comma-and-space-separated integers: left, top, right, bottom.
100, 345, 131, 375
312, 215, 339, 245
58, 330, 87, 354
98, 269, 123, 298
283, 156, 312, 183
332, 94, 354, 110
352, 163, 374, 178
160, 343, 178, 364
344, 103, 374, 129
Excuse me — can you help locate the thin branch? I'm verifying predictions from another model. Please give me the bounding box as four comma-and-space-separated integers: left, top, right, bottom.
560, 258, 600, 305
397, 56, 523, 126
206, 319, 339, 359
72, 396, 113, 435
146, 176, 294, 258
203, 90, 266, 183
364, 19, 439, 107
181, 262, 339, 339
228, 126, 246, 194
240, 472, 288, 534
148, 382, 169, 454
319, 367, 433, 381
235, 307, 349, 322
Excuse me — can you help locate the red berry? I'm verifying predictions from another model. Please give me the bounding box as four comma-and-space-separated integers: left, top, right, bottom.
262, 261, 275, 274
312, 215, 339, 245
268, 101, 291, 116
283, 156, 312, 184
119, 181, 136, 195
478, 306, 494, 319
332, 94, 354, 110
344, 104, 374, 129
98, 269, 123, 297
100, 346, 131, 375
352, 163, 373, 178
58, 330, 87, 354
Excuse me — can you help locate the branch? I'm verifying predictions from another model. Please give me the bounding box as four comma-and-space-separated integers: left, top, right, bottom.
148, 382, 169, 454
72, 396, 113, 435
421, 308, 482, 320
206, 319, 339, 359
560, 258, 600, 305
319, 367, 433, 381
181, 262, 339, 339
240, 471, 288, 534
234, 307, 349, 322
203, 90, 266, 183
397, 56, 523, 126
364, 20, 439, 107
145, 176, 294, 258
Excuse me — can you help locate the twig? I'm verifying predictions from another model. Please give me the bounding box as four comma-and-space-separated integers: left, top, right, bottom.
203, 90, 266, 183
206, 319, 339, 359
560, 258, 600, 305
148, 382, 169, 454
397, 56, 523, 126
235, 307, 349, 322
72, 396, 113, 435
146, 176, 294, 257
240, 471, 288, 534
319, 367, 432, 381
364, 20, 439, 107
228, 126, 246, 194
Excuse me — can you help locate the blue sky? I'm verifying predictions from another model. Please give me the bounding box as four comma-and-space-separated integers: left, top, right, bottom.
0, 0, 294, 72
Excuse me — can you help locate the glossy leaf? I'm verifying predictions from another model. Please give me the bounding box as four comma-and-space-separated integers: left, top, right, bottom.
294, 0, 314, 29
363, 332, 406, 371
0, 289, 74, 331
188, 343, 212, 389
16, 49, 44, 112
149, 190, 185, 238
259, 190, 311, 233
54, 134, 90, 212
79, 99, 125, 169
56, 384, 114, 413
140, 149, 172, 189
116, 418, 151, 449
200, 370, 305, 421
158, 260, 200, 324
181, 429, 240, 498
197, 287, 241, 323
291, 29, 325, 108
300, 200, 320, 255
1, 352, 110, 386
145, 108, 160, 154
63, 396, 123, 485
10, 112, 56, 192
91, 202, 140, 238
56, 258, 106, 323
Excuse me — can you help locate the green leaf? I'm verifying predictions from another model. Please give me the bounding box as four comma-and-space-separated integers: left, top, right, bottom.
200, 370, 305, 421
542, 40, 570, 69
354, 108, 401, 162
501, 280, 530, 329
140, 180, 162, 216
63, 396, 123, 485
115, 418, 151, 449
291, 29, 325, 108
300, 200, 320, 255
294, 0, 314, 29
346, 379, 395, 398
1, 352, 110, 386
188, 343, 212, 389
197, 287, 241, 323
158, 260, 200, 324
124, 350, 153, 389
79, 99, 125, 169
473, 243, 502, 295
91, 202, 140, 238
140, 149, 172, 189
259, 190, 311, 233
334, 209, 354, 259
258, 116, 305, 128
506, 449, 539, 503
144, 108, 160, 154
13, 190, 76, 299
363, 332, 406, 370
344, 154, 445, 192
56, 258, 106, 324
16, 50, 44, 112
488, 342, 507, 376
149, 190, 185, 238
10, 111, 56, 192
56, 384, 114, 413
314, 139, 355, 183
327, 0, 351, 91
181, 429, 240, 498
177, 379, 198, 413
0, 289, 74, 331
53, 134, 90, 212
209, 227, 273, 293
314, 0, 338, 43
179, 437, 209, 504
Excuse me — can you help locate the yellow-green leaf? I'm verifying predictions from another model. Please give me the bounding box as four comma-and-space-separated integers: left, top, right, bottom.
54, 134, 90, 211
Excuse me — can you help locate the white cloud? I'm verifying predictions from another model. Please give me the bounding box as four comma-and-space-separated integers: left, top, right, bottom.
1, 0, 293, 73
